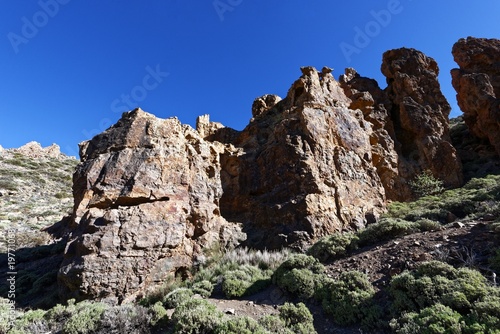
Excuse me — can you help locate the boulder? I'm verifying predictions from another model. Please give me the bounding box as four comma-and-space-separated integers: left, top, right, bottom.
451, 37, 500, 155
59, 109, 245, 304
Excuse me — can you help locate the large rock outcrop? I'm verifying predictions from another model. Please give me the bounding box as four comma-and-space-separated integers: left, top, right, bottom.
214, 66, 386, 250
341, 48, 463, 200
58, 48, 465, 303
59, 109, 245, 303
451, 37, 500, 156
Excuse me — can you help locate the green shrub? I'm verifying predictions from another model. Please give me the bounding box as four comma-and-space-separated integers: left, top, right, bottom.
417, 218, 442, 231
170, 298, 224, 334
215, 316, 267, 334
275, 268, 319, 299
10, 309, 49, 334
140, 276, 185, 306
149, 301, 168, 327
319, 271, 379, 327
273, 254, 324, 280
191, 280, 214, 298
390, 303, 463, 334
307, 232, 359, 262
467, 295, 500, 331
273, 254, 325, 299
387, 175, 500, 224
277, 302, 317, 334
389, 260, 500, 332
163, 288, 194, 309
357, 218, 419, 246
390, 263, 455, 313
95, 304, 151, 334
62, 300, 108, 334
409, 170, 445, 198
259, 315, 293, 334
222, 265, 271, 298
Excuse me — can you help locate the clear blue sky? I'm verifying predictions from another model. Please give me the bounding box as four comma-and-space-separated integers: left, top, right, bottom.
1, 1, 499, 156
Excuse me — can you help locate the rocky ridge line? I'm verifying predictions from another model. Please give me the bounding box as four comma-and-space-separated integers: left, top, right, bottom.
56, 44, 470, 304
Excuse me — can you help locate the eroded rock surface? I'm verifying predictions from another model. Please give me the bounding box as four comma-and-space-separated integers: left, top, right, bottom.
341, 48, 463, 200
451, 37, 500, 155
58, 48, 466, 303
216, 66, 386, 250
59, 109, 245, 303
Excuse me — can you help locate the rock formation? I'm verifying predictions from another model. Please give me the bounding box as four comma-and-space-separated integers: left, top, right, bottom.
214, 66, 386, 250
11, 141, 65, 159
209, 67, 385, 249
58, 47, 465, 303
451, 37, 500, 156
341, 48, 463, 200
59, 109, 245, 303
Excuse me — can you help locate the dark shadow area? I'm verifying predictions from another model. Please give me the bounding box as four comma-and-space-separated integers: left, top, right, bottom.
450, 116, 500, 181
0, 224, 68, 309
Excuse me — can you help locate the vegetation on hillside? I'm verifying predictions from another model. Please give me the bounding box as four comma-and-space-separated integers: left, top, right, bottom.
2, 147, 500, 332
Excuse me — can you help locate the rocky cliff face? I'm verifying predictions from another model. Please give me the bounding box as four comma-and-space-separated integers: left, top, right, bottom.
59, 110, 245, 303
214, 66, 386, 250
58, 47, 465, 303
341, 48, 463, 200
451, 37, 500, 156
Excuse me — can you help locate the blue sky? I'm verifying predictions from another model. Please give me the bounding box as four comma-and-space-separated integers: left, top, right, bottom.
1, 1, 499, 156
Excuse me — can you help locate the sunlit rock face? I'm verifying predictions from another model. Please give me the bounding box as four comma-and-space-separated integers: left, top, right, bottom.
59, 109, 245, 304
341, 48, 463, 200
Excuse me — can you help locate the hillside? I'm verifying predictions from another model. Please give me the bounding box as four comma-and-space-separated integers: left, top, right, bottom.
0, 143, 77, 252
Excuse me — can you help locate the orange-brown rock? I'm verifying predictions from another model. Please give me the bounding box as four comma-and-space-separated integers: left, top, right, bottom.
451, 37, 500, 155
339, 68, 402, 200
58, 51, 464, 303
59, 109, 245, 304
341, 48, 463, 200
216, 66, 386, 250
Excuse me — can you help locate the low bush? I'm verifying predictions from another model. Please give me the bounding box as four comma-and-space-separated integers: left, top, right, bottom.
277, 302, 317, 334
95, 304, 151, 334
215, 316, 267, 334
390, 261, 500, 332
409, 170, 445, 198
170, 298, 224, 334
307, 232, 359, 262
148, 301, 168, 327
191, 280, 214, 298
357, 218, 420, 246
8, 309, 48, 334
61, 300, 108, 334
163, 288, 194, 309
221, 265, 271, 298
273, 254, 325, 299
390, 303, 463, 334
387, 175, 500, 224
319, 271, 380, 327
258, 315, 292, 334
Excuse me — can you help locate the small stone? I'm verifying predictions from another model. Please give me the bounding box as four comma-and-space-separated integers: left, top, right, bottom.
224, 308, 235, 315
453, 222, 465, 228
